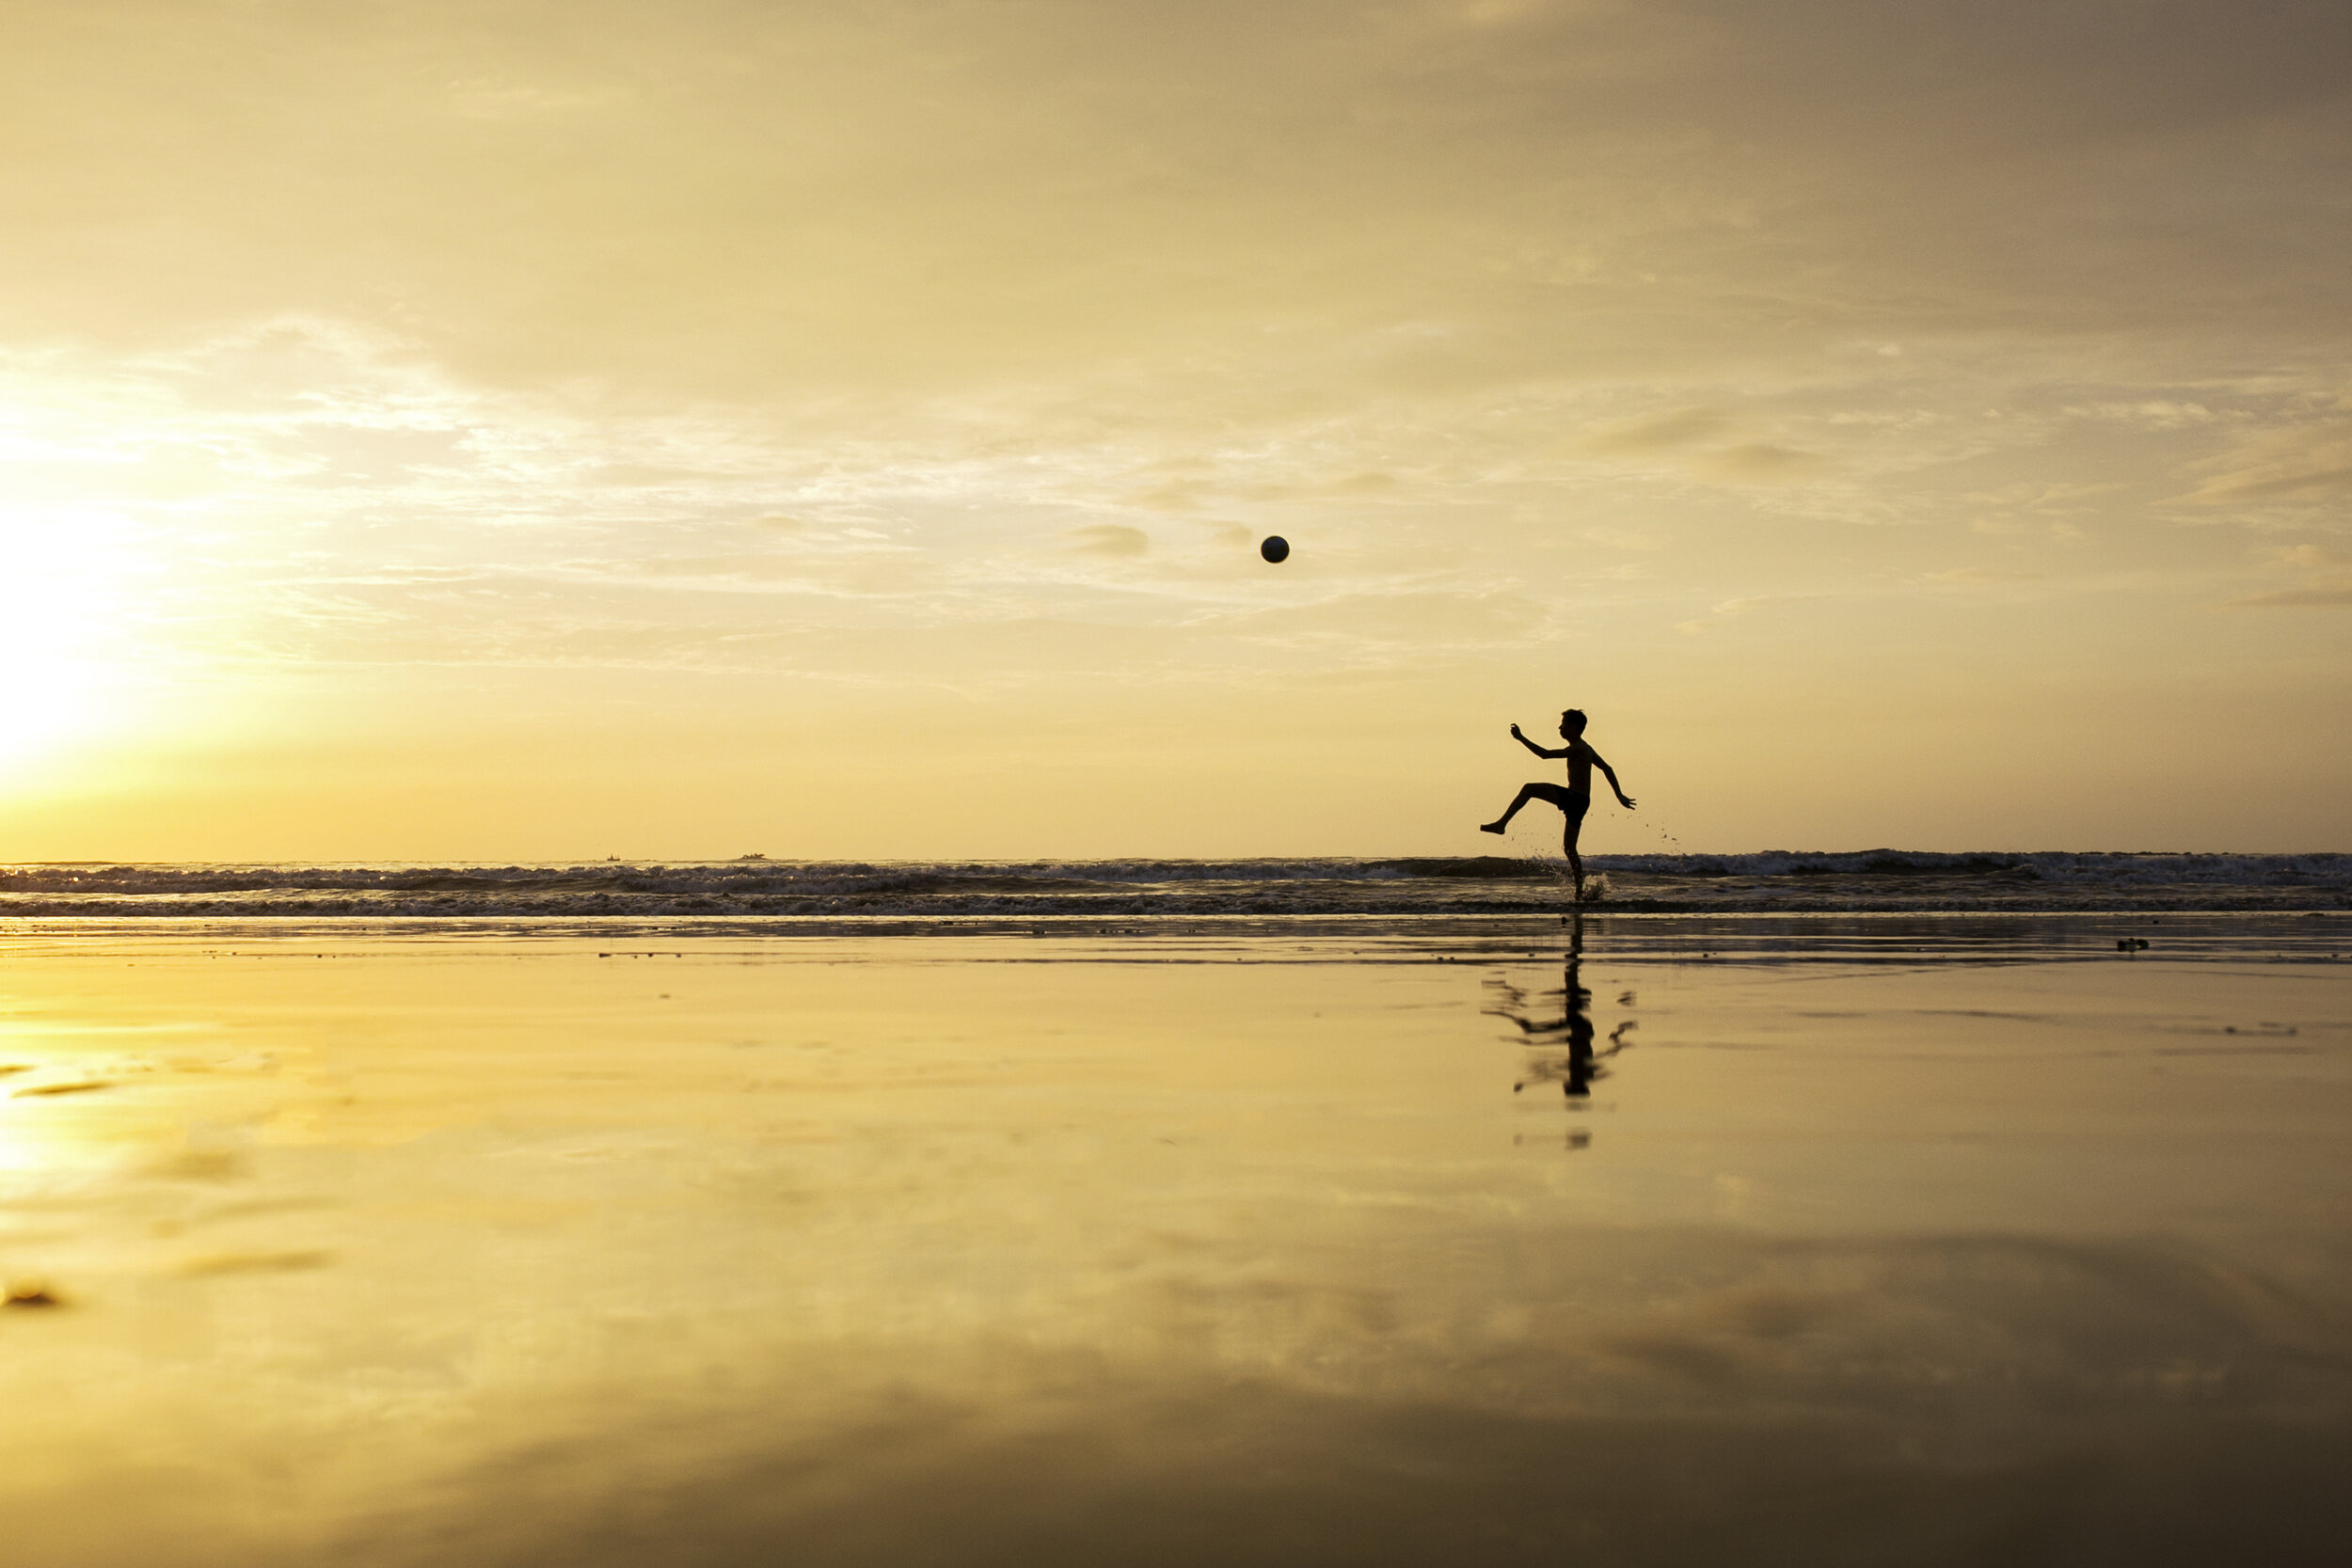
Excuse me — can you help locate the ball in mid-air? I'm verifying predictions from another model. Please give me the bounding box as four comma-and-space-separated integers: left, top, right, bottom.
1259, 535, 1290, 563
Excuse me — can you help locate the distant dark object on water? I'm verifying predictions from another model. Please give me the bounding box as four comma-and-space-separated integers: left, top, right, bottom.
1260, 535, 1290, 563
2118, 938, 2151, 951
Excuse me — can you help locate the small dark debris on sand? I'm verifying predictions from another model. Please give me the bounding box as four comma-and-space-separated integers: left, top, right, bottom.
4, 1282, 63, 1308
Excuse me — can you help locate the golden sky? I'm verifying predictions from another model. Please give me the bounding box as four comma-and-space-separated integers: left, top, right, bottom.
2, 0, 2346, 859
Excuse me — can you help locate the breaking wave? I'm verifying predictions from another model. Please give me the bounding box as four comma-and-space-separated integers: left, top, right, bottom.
0, 851, 2344, 918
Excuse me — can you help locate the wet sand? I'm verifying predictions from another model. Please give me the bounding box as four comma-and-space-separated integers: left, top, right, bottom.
2, 917, 2347, 1565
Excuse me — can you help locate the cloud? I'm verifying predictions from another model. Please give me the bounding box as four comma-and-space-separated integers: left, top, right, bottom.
1581, 407, 1733, 454
1215, 592, 1550, 652
1131, 483, 1204, 512
1066, 525, 1149, 557
2228, 586, 2352, 608
1577, 411, 1833, 487
1701, 444, 1829, 482
2190, 463, 2352, 503
591, 464, 736, 488
2064, 401, 2220, 429
2181, 422, 2352, 507
1576, 524, 1666, 552
2228, 538, 2352, 607
6, 2, 2348, 410
1675, 594, 1776, 635
1917, 568, 2043, 585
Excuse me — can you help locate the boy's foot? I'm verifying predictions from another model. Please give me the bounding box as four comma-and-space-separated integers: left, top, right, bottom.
1478, 822, 1506, 834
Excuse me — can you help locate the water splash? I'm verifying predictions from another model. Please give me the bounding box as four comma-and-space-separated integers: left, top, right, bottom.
1629, 813, 1687, 859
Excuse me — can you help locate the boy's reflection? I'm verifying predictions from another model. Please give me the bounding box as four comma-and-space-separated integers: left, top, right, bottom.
1485, 915, 1635, 1100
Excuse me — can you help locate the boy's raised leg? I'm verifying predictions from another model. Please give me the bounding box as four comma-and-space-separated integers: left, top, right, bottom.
1481, 784, 1545, 834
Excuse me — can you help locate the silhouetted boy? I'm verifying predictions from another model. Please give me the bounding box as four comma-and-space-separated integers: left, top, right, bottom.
1479, 709, 1634, 900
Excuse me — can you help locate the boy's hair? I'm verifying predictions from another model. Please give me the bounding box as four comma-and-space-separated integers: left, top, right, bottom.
1560, 708, 1588, 733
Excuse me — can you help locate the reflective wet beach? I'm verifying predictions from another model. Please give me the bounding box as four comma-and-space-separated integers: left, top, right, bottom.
3, 916, 2348, 1565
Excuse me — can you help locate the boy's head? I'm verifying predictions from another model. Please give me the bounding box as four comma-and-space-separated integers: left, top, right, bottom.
1559, 709, 1588, 738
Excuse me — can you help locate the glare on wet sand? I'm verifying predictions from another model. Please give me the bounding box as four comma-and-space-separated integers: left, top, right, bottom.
1, 921, 2347, 1565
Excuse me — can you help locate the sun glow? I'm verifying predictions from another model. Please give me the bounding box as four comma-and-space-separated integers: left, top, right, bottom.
0, 504, 139, 779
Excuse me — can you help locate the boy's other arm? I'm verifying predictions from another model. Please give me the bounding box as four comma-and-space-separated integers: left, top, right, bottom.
1588, 748, 1637, 809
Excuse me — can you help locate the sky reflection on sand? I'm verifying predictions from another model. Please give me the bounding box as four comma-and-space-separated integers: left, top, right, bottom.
0, 920, 2347, 1565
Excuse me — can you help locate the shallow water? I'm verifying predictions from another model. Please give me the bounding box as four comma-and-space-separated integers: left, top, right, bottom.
2, 917, 2347, 1565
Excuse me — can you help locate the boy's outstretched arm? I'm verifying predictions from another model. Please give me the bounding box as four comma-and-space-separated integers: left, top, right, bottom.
1509, 722, 1568, 759
1590, 750, 1637, 809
